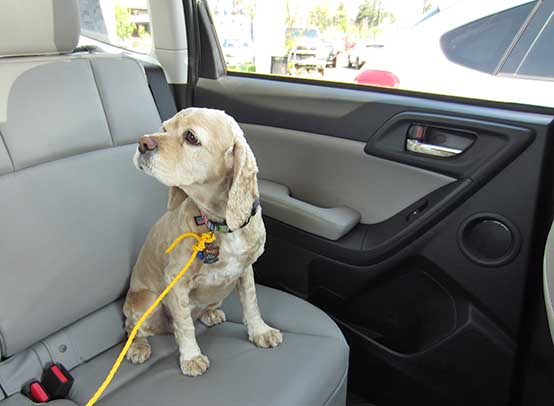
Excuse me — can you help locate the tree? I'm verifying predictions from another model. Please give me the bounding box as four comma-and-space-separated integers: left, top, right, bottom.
333, 2, 348, 33
285, 0, 301, 52
423, 0, 434, 14
308, 4, 331, 33
355, 0, 384, 31
115, 6, 136, 40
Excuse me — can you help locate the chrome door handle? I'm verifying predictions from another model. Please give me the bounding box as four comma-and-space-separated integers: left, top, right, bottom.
406, 138, 463, 157
405, 124, 474, 158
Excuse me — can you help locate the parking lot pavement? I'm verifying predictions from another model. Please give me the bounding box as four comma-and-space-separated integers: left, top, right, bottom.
324, 67, 359, 83
294, 66, 359, 84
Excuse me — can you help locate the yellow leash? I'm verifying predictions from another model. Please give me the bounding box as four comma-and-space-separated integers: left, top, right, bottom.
85, 231, 216, 406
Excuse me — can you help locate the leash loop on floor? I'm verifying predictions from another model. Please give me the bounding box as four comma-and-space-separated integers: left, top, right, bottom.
85, 231, 215, 406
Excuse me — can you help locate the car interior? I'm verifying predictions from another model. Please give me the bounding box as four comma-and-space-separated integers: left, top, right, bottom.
1, 0, 554, 405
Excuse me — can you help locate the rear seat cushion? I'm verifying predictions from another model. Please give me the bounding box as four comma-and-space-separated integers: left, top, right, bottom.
0, 55, 164, 356
0, 144, 166, 356
69, 286, 349, 406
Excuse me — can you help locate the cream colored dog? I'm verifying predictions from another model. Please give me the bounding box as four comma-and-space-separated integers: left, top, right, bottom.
123, 107, 282, 376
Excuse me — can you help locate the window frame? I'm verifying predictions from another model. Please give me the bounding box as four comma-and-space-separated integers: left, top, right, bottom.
499, 0, 554, 79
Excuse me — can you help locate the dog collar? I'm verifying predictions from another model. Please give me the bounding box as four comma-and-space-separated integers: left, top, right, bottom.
194, 198, 260, 233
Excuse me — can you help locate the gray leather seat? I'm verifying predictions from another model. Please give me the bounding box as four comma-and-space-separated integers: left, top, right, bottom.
0, 1, 349, 405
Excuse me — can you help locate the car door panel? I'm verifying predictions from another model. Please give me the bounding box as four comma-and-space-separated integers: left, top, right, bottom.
243, 123, 454, 224
192, 72, 553, 405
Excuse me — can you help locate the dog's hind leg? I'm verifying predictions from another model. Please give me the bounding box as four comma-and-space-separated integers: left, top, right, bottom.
123, 289, 170, 364
199, 301, 226, 327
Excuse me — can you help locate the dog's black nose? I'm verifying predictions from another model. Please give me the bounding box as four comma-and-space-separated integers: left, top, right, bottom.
139, 136, 158, 154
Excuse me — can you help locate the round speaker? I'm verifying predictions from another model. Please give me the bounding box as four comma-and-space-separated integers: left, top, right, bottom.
457, 213, 520, 267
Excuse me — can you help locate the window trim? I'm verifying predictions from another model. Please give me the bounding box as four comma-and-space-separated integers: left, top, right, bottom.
225, 70, 554, 116
494, 0, 542, 75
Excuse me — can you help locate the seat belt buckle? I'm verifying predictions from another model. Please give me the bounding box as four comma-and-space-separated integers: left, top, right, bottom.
22, 381, 50, 403
42, 363, 74, 400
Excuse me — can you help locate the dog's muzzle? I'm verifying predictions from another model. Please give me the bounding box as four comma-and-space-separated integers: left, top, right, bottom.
138, 136, 158, 154
135, 136, 159, 171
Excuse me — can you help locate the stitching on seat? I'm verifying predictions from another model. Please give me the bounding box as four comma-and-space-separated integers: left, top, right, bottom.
87, 59, 115, 147
0, 325, 7, 361
2, 142, 138, 174
0, 130, 15, 172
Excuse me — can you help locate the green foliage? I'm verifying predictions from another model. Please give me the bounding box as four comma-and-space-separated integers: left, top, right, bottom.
423, 0, 434, 13
332, 2, 348, 33
231, 0, 256, 16
115, 6, 136, 40
228, 63, 256, 73
355, 0, 384, 30
308, 4, 331, 33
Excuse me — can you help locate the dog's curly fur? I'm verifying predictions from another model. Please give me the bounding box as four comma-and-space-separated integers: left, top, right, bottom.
123, 108, 282, 376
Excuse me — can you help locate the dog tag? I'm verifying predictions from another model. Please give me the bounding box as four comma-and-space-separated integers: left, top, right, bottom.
194, 215, 206, 226
202, 243, 220, 264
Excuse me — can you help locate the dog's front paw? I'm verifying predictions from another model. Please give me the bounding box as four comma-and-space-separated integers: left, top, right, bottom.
200, 309, 226, 327
251, 327, 283, 348
127, 338, 152, 364
180, 354, 210, 376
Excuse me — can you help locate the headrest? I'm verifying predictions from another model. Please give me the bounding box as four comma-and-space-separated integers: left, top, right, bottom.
0, 0, 80, 57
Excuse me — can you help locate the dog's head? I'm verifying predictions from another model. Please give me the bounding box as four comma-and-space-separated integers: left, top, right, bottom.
134, 108, 258, 230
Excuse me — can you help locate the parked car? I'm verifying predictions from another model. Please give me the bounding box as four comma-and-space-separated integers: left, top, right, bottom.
221, 38, 254, 66
286, 27, 327, 74
347, 42, 384, 69
354, 69, 399, 87
356, 0, 552, 106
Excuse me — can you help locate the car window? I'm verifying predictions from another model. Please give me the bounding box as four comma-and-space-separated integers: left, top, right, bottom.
78, 0, 152, 54
440, 2, 537, 74
206, 0, 553, 108
515, 12, 554, 79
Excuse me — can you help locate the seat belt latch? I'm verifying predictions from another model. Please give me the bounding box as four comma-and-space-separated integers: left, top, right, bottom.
42, 363, 74, 400
23, 381, 50, 403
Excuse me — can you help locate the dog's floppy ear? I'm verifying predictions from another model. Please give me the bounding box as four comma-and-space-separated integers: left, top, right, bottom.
225, 121, 259, 231
167, 186, 188, 211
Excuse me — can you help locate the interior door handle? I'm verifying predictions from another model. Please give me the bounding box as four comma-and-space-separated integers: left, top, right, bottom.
406, 124, 475, 158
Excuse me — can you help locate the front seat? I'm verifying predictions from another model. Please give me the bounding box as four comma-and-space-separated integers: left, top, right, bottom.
0, 1, 349, 405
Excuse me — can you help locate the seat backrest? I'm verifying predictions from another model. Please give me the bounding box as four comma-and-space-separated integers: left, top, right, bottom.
0, 0, 167, 358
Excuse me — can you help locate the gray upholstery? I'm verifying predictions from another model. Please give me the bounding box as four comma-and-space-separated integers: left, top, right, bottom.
243, 123, 454, 224
68, 286, 348, 406
0, 4, 349, 403
0, 132, 12, 175
259, 179, 361, 240
0, 144, 166, 356
89, 57, 162, 145
0, 0, 80, 57
0, 59, 113, 170
0, 395, 77, 406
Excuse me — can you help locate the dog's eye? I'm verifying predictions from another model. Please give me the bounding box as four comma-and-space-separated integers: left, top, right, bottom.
183, 130, 200, 145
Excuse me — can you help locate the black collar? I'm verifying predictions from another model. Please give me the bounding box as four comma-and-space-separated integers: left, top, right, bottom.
194, 198, 260, 233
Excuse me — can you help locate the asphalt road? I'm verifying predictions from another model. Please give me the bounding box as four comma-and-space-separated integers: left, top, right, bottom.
293, 66, 360, 84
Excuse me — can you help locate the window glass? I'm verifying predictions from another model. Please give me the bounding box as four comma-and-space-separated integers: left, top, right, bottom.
208, 0, 553, 108
440, 2, 536, 74
78, 0, 152, 54
515, 14, 554, 79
